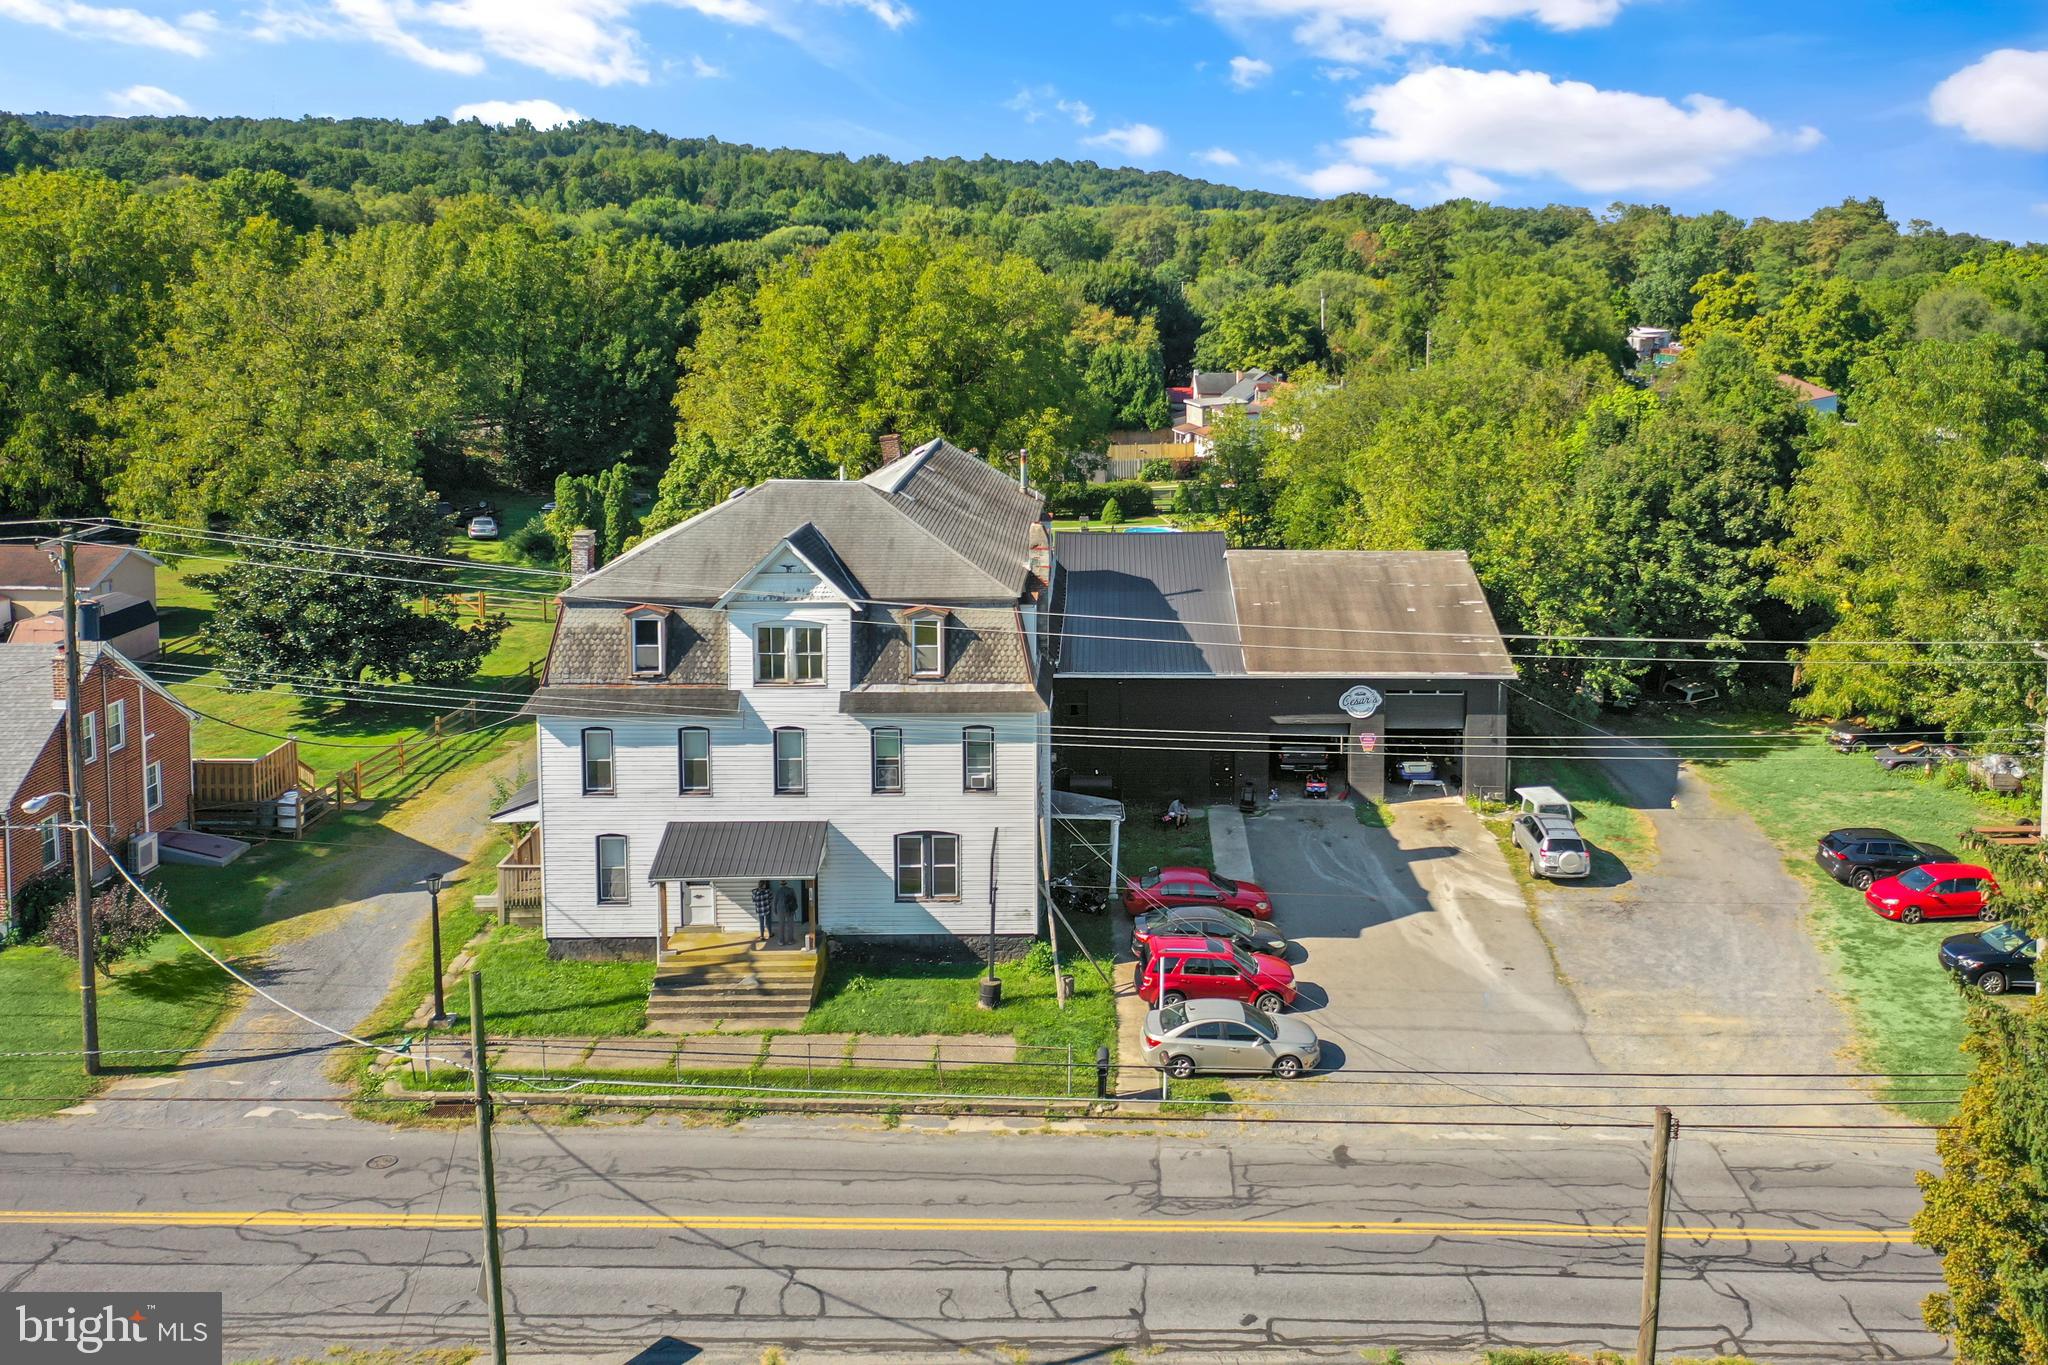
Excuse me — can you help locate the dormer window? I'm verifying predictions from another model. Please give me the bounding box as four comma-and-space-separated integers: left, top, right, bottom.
910, 614, 944, 678
630, 615, 664, 676
756, 624, 824, 684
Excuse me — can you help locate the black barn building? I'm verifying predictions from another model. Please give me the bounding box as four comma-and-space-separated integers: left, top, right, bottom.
1051, 531, 1514, 803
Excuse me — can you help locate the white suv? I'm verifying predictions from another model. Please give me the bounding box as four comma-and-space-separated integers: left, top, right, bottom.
1512, 812, 1590, 879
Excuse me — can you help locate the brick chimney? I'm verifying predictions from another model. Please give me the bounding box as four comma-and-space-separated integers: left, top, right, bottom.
50, 646, 67, 705
569, 528, 599, 582
877, 432, 903, 465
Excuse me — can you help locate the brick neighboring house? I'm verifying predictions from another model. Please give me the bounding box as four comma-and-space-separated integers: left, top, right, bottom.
0, 541, 164, 661
0, 643, 196, 918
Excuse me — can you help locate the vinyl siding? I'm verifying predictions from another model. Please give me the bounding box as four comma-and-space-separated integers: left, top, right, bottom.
537, 704, 1042, 942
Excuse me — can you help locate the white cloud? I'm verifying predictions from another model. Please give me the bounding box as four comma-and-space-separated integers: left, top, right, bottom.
689, 52, 724, 76
1228, 54, 1272, 89
0, 0, 210, 55
1427, 165, 1500, 200
1006, 84, 1095, 127
1207, 0, 1629, 54
106, 83, 192, 114
1930, 48, 2048, 152
1298, 159, 1385, 194
1194, 146, 1241, 166
265, 0, 903, 85
452, 97, 585, 127
1083, 122, 1167, 160
1309, 65, 1783, 195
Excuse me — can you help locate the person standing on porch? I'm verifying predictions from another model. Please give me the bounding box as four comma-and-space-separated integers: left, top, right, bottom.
775, 881, 799, 946
751, 879, 774, 945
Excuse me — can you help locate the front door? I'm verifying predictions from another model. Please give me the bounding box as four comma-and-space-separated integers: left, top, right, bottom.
683, 882, 717, 928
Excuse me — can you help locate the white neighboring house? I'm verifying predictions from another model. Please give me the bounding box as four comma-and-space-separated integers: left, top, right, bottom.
1172, 369, 1279, 457
522, 439, 1055, 959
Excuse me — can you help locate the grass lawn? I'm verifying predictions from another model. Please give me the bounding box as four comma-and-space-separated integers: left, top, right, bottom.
1664, 712, 2010, 1095
1508, 757, 1657, 879
440, 925, 653, 1037
154, 560, 554, 783
1050, 515, 1175, 533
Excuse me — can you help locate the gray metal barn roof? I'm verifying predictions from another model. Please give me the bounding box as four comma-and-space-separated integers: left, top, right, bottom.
1053, 531, 1246, 676
647, 820, 830, 882
1052, 535, 1514, 680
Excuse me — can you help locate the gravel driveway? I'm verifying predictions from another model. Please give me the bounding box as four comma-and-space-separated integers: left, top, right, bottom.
1528, 747, 1854, 1077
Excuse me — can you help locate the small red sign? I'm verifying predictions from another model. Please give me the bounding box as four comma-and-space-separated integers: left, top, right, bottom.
1357, 732, 1378, 754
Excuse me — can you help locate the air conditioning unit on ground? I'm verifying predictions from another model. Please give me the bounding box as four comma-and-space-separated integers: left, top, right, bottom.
130, 832, 159, 875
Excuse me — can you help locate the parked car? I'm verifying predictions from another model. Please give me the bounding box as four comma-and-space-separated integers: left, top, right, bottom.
1514, 785, 1575, 821
1135, 934, 1297, 1013
1827, 721, 1931, 754
466, 516, 500, 540
1872, 743, 1967, 772
1661, 678, 1719, 706
1134, 906, 1286, 960
1141, 999, 1321, 1079
541, 500, 558, 513
1939, 921, 2040, 995
1816, 827, 1950, 891
1864, 862, 2001, 923
1123, 866, 1273, 919
1511, 811, 1590, 879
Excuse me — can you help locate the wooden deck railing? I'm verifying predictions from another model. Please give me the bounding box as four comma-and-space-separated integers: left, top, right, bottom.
496, 825, 542, 926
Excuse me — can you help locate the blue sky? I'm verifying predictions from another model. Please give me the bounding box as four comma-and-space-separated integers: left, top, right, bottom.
3, 0, 2045, 241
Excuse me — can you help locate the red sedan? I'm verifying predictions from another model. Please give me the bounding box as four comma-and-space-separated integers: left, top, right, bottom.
1864, 862, 2001, 923
1123, 865, 1273, 919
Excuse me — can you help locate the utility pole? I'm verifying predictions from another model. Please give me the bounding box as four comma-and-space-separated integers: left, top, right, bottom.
60, 540, 100, 1076
1636, 1106, 1675, 1365
469, 971, 508, 1364
2031, 645, 2048, 836
978, 831, 1002, 1009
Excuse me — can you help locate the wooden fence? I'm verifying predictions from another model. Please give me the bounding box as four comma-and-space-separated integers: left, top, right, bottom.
329, 697, 497, 804
192, 740, 300, 807
421, 589, 557, 625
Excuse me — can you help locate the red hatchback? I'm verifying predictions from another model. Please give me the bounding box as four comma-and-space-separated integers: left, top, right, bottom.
1135, 935, 1297, 1012
1864, 862, 2001, 923
1123, 866, 1274, 919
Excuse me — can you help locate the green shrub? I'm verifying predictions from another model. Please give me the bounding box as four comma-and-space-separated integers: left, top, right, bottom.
1045, 479, 1157, 518
1019, 940, 1056, 978
10, 870, 69, 941
1139, 458, 1175, 480
46, 879, 165, 972
1100, 496, 1125, 525
505, 515, 557, 566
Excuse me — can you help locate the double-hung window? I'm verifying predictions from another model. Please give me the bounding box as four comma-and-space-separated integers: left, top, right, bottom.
630, 616, 664, 676
581, 728, 615, 795
894, 832, 960, 901
144, 760, 162, 813
106, 699, 127, 751
678, 727, 711, 794
81, 711, 97, 764
755, 624, 825, 684
595, 835, 629, 904
963, 726, 995, 792
773, 727, 806, 794
910, 615, 944, 677
871, 727, 903, 794
37, 815, 61, 870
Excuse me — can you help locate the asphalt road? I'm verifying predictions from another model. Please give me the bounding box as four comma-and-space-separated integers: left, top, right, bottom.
0, 1115, 1945, 1362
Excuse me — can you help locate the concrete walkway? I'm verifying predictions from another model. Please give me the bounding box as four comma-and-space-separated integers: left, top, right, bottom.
1206, 803, 1255, 881
87, 744, 529, 1128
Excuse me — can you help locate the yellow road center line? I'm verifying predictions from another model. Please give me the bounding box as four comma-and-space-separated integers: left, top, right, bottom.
0, 1210, 1913, 1244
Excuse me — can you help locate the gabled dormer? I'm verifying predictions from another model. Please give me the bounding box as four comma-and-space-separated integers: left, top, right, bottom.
713, 524, 861, 612
901, 606, 951, 680
624, 605, 671, 678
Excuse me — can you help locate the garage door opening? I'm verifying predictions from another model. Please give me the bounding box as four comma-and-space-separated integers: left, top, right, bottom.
1383, 730, 1464, 797
1270, 732, 1342, 796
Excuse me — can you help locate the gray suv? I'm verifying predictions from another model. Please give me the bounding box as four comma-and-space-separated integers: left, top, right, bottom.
1512, 811, 1590, 879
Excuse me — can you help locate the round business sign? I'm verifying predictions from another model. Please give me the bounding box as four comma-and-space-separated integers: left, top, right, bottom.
1338, 684, 1384, 718
1357, 732, 1378, 754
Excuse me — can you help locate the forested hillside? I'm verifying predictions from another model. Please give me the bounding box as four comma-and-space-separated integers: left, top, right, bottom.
3, 111, 2046, 733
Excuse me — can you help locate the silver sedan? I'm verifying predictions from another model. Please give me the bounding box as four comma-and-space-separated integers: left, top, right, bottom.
1140, 998, 1322, 1079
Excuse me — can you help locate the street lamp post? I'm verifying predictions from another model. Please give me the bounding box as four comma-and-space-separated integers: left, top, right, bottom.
425, 872, 449, 1023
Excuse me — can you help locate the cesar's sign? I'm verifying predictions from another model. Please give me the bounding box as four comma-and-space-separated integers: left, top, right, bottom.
1338, 685, 1383, 719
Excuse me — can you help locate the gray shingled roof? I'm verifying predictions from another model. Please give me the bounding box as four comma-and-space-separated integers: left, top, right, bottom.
1051, 536, 1515, 680
565, 441, 1039, 608
545, 603, 728, 686
647, 820, 830, 882
0, 642, 195, 805
849, 605, 1033, 688
1053, 532, 1246, 676
841, 687, 1045, 715
1227, 549, 1515, 678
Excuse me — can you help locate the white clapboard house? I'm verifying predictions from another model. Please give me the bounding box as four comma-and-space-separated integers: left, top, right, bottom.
519, 439, 1055, 961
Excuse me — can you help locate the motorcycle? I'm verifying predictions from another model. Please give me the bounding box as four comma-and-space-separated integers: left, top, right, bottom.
1048, 872, 1108, 916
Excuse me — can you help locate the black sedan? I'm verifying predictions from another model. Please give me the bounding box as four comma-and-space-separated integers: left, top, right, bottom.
1939, 922, 2040, 995
1133, 907, 1287, 961
1817, 827, 1950, 891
